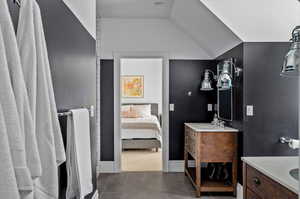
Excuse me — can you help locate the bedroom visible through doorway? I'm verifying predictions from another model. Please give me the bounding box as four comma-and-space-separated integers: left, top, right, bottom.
120, 58, 163, 172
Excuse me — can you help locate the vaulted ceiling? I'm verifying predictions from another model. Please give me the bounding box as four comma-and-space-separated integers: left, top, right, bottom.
98, 0, 174, 18
63, 0, 96, 38
200, 0, 300, 42
97, 0, 300, 58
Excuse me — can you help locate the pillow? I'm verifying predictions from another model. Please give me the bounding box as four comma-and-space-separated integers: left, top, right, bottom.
131, 104, 151, 118
121, 105, 134, 118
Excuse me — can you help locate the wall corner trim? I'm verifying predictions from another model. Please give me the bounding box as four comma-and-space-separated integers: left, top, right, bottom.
92, 190, 99, 199
237, 183, 243, 199
97, 161, 117, 173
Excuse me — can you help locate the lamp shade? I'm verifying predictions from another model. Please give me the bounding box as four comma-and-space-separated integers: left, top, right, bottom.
200, 70, 213, 91
217, 61, 232, 90
281, 26, 300, 77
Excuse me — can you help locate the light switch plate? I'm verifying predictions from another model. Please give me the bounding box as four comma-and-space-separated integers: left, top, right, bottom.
170, 104, 175, 112
207, 104, 213, 111
246, 105, 254, 116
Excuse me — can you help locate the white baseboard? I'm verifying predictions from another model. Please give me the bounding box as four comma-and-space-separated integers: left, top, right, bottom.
168, 161, 184, 172
168, 160, 196, 172
97, 161, 117, 173
237, 183, 243, 199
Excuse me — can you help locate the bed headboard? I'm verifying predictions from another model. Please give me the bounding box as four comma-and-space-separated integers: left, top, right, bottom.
122, 103, 159, 117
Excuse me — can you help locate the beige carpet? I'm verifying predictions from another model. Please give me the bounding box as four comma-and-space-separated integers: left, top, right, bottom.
121, 149, 162, 172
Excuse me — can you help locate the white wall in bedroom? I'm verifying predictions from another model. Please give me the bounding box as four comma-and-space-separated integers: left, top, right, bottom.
121, 58, 163, 114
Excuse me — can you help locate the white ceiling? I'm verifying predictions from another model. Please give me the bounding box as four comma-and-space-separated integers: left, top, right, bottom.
97, 0, 174, 18
63, 0, 96, 38
170, 0, 241, 57
97, 0, 300, 57
200, 0, 300, 42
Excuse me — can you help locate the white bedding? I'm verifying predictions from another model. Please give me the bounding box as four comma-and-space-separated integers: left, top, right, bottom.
121, 115, 161, 140
121, 129, 161, 140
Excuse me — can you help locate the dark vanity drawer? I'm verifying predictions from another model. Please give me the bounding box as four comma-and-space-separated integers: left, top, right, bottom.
246, 165, 276, 198
244, 164, 298, 199
246, 189, 261, 199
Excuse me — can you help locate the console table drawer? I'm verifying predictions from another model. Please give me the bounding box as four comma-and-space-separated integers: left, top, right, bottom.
185, 126, 197, 159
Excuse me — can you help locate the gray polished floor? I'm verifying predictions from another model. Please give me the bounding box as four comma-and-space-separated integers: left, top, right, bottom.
98, 172, 235, 199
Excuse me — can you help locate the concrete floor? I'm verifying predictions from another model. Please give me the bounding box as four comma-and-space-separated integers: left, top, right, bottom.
98, 172, 236, 199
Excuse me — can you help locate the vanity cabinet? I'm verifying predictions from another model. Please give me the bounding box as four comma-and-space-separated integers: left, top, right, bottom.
243, 163, 298, 199
184, 124, 238, 197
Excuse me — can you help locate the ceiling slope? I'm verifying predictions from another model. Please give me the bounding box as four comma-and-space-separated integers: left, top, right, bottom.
99, 18, 212, 59
200, 0, 300, 42
63, 0, 96, 39
170, 0, 242, 58
97, 0, 174, 18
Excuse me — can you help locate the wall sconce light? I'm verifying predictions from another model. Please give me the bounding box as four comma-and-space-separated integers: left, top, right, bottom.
281, 26, 300, 77
217, 60, 232, 90
217, 59, 243, 90
200, 69, 217, 91
201, 59, 242, 91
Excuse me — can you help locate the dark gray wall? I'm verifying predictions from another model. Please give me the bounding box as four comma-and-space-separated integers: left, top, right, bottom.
100, 60, 114, 161
8, 0, 97, 197
216, 42, 299, 183
99, 60, 217, 161
243, 42, 298, 156
217, 42, 298, 157
169, 60, 217, 160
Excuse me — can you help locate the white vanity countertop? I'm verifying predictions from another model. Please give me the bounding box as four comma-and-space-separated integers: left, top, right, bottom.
184, 123, 239, 132
242, 156, 298, 194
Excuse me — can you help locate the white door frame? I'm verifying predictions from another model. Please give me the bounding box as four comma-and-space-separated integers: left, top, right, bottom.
113, 51, 170, 172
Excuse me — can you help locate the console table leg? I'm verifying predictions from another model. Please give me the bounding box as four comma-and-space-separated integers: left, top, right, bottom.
195, 159, 201, 197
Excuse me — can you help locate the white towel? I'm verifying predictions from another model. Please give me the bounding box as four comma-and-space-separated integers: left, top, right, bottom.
0, 103, 20, 199
30, 2, 66, 199
34, 1, 66, 165
17, 0, 37, 124
0, 13, 33, 197
0, 0, 41, 186
66, 109, 93, 199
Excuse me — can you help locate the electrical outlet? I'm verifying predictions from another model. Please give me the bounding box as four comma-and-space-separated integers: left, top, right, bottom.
246, 105, 254, 116
207, 104, 213, 111
170, 104, 175, 112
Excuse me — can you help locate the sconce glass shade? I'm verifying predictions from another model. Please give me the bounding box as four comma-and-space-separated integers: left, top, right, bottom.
217, 61, 232, 90
281, 26, 300, 77
200, 70, 213, 91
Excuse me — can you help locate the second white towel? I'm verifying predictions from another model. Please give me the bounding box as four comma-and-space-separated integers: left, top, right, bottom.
66, 109, 93, 199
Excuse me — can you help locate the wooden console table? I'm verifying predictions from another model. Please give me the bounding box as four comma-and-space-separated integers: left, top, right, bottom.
184, 123, 238, 197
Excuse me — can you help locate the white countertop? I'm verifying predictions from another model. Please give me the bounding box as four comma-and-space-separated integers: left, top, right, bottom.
242, 156, 298, 194
184, 123, 239, 132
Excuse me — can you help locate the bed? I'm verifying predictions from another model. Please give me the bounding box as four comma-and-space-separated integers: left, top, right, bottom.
121, 103, 162, 152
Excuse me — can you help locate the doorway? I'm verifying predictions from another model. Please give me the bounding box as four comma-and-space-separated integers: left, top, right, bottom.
113, 52, 169, 173
120, 58, 163, 172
